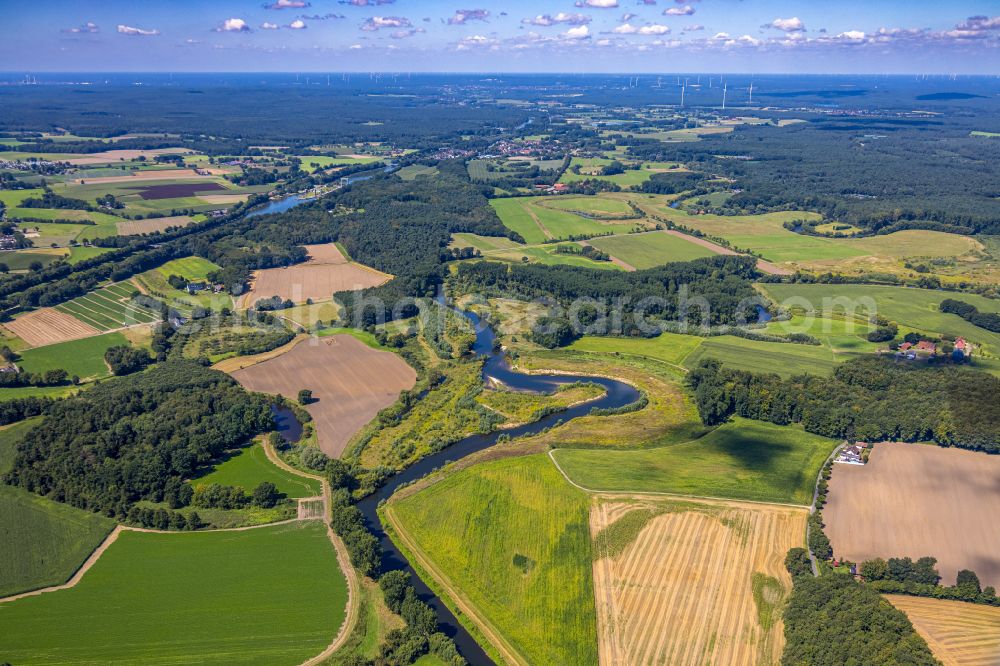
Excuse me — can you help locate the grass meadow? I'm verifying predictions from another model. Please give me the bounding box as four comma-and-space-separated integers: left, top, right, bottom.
552, 417, 837, 505
0, 419, 115, 597
16, 331, 130, 380
191, 442, 322, 498
387, 454, 596, 665
0, 522, 347, 665
587, 231, 717, 268
490, 197, 644, 244
760, 283, 1000, 356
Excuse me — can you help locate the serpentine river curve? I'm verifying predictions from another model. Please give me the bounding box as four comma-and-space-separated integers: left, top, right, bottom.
356, 303, 641, 665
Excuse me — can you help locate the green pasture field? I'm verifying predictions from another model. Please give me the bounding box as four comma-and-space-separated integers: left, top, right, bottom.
552, 417, 837, 505
762, 314, 878, 354
490, 197, 643, 244
0, 522, 347, 665
533, 195, 633, 216
68, 246, 114, 264
53, 283, 161, 331
17, 331, 130, 380
587, 231, 716, 268
396, 164, 439, 180
0, 249, 67, 271
0, 385, 79, 400
8, 207, 121, 226
0, 419, 116, 598
191, 442, 321, 498
486, 244, 623, 271
760, 283, 1000, 356
156, 256, 221, 281
135, 256, 224, 311
386, 454, 596, 665
566, 331, 704, 369
489, 198, 548, 244
16, 222, 91, 247
682, 335, 859, 377
558, 158, 662, 188
0, 189, 44, 207
449, 233, 523, 253
294, 155, 378, 174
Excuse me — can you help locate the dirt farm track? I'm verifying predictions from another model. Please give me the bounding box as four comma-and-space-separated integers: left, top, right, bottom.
231, 335, 416, 458
591, 496, 807, 666
825, 442, 1000, 588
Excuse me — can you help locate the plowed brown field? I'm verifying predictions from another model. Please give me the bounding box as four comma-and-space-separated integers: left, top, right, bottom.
238, 244, 389, 308
3, 309, 99, 346
591, 496, 807, 666
825, 443, 1000, 588
231, 335, 415, 458
886, 595, 1000, 666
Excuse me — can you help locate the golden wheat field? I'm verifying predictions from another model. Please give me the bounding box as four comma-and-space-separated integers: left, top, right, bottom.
590, 496, 808, 666
886, 595, 1000, 666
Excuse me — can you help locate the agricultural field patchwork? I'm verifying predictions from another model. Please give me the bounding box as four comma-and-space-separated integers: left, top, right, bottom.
825, 442, 1000, 588
591, 497, 806, 666
385, 454, 596, 665
232, 335, 416, 458
0, 522, 347, 665
53, 282, 161, 332
552, 417, 837, 505
886, 595, 1000, 666
3, 308, 100, 347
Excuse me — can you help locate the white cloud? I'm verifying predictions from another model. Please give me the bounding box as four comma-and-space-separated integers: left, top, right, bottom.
767, 17, 805, 32
448, 9, 489, 25
682, 24, 704, 32
456, 34, 500, 50
216, 18, 251, 32
360, 16, 412, 31
523, 13, 591, 26
664, 5, 694, 16
260, 21, 280, 30
62, 21, 99, 34
564, 25, 591, 39
287, 19, 307, 29
712, 32, 730, 40
574, 0, 618, 8
117, 24, 160, 36
266, 0, 310, 8
349, 43, 363, 49
836, 30, 866, 42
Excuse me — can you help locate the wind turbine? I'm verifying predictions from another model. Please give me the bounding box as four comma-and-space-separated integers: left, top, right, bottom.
722, 83, 727, 110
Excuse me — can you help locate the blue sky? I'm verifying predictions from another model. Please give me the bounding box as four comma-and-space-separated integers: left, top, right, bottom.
4, 0, 1000, 73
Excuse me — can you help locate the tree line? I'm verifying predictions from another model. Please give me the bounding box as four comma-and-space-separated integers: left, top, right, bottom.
688, 356, 1000, 450
3, 360, 274, 519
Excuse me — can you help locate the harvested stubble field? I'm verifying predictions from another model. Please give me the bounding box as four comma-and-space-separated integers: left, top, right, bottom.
116, 215, 195, 235
238, 243, 390, 308
2, 309, 99, 347
825, 442, 1000, 588
591, 497, 807, 666
232, 335, 416, 457
885, 594, 1000, 666
63, 147, 194, 166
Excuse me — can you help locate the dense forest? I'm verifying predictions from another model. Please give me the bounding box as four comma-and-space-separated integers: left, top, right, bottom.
688, 357, 1000, 450
781, 572, 938, 666
4, 361, 273, 518
627, 117, 1000, 234
453, 255, 761, 342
